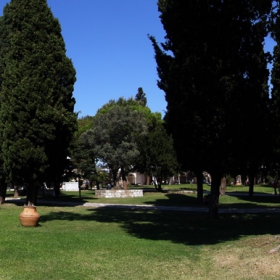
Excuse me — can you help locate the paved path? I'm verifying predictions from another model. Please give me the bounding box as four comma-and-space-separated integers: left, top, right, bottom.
6, 197, 280, 214
82, 202, 280, 214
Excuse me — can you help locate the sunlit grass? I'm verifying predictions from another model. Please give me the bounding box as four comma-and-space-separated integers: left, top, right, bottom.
1, 204, 280, 279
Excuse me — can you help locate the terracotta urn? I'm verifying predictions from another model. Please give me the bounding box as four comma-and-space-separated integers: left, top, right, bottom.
19, 206, 40, 227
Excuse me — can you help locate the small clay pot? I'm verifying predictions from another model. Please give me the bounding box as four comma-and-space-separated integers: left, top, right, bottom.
19, 206, 40, 227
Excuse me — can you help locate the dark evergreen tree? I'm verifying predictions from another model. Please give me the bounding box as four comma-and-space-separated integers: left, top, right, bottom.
0, 16, 8, 203
223, 1, 272, 197
0, 0, 76, 205
271, 1, 280, 179
134, 114, 178, 191
150, 0, 271, 217
74, 130, 100, 189
135, 87, 147, 106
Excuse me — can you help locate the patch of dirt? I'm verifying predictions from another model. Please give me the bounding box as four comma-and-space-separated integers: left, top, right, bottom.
212, 236, 280, 279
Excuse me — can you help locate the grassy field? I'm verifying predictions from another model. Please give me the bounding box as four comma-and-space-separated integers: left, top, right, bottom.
1, 184, 280, 279
8, 183, 277, 209
6, 183, 280, 209
0, 203, 280, 280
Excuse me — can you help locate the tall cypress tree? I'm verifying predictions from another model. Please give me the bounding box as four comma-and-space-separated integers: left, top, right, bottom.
271, 1, 280, 177
150, 0, 271, 217
228, 1, 272, 196
0, 0, 76, 205
0, 16, 8, 203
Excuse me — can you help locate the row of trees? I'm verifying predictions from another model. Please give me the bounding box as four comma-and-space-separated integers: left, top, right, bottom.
0, 0, 77, 205
3, 0, 279, 220
74, 88, 178, 192
0, 0, 180, 206
150, 0, 280, 217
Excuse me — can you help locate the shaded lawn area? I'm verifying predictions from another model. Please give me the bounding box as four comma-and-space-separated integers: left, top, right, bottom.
5, 183, 280, 210
44, 189, 280, 209
1, 203, 280, 279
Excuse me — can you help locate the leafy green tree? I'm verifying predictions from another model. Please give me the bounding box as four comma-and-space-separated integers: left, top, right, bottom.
67, 116, 94, 188
91, 102, 147, 188
135, 87, 147, 106
74, 98, 168, 190
150, 0, 271, 217
97, 97, 151, 116
76, 115, 94, 139
0, 0, 76, 205
74, 130, 102, 189
135, 114, 178, 191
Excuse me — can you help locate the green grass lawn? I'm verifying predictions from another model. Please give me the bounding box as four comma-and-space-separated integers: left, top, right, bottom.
6, 183, 280, 209
46, 183, 280, 208
1, 203, 280, 280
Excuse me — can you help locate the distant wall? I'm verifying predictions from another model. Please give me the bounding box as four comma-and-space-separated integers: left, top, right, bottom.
127, 172, 147, 185
95, 189, 143, 198
62, 182, 79, 191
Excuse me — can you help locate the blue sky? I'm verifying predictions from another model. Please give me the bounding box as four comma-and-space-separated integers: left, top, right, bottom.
0, 1, 277, 118
46, 0, 168, 118
0, 0, 167, 118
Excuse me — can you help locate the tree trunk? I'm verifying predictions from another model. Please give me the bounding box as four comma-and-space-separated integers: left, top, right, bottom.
120, 166, 128, 190
93, 168, 100, 190
92, 168, 99, 190
78, 179, 82, 200
53, 181, 60, 197
157, 179, 162, 192
25, 182, 38, 206
111, 168, 118, 187
95, 180, 100, 190
146, 175, 150, 185
208, 172, 221, 219
0, 183, 7, 204
249, 174, 254, 197
14, 184, 19, 197
196, 171, 203, 204
220, 177, 226, 195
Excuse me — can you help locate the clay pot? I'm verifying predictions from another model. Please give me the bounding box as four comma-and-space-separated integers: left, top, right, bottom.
19, 206, 40, 227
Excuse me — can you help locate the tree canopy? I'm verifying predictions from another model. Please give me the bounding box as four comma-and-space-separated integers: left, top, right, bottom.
90, 99, 148, 188
76, 116, 94, 139
74, 96, 178, 191
0, 0, 77, 205
135, 113, 178, 191
150, 0, 273, 217
271, 1, 280, 178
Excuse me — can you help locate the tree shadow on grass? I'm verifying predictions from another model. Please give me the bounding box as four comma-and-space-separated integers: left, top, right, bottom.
39, 206, 280, 246
5, 190, 95, 207
141, 193, 201, 207
235, 194, 280, 204
8, 190, 280, 246
220, 193, 280, 209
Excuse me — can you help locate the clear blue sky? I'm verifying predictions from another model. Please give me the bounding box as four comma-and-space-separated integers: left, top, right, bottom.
0, 0, 167, 118
0, 1, 277, 118
46, 0, 168, 118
